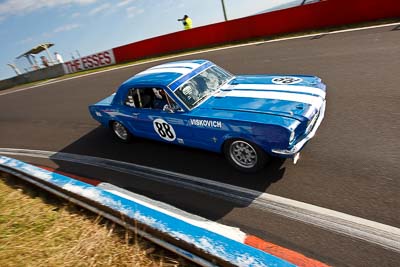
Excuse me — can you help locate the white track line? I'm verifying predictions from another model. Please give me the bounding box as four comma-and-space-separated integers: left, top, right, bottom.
1, 22, 399, 97
1, 148, 399, 253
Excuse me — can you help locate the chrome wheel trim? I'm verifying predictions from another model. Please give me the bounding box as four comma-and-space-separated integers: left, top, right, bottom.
229, 140, 258, 168
113, 122, 128, 140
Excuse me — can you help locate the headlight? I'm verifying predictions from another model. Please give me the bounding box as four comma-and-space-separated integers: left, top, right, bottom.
289, 130, 295, 143
306, 112, 319, 133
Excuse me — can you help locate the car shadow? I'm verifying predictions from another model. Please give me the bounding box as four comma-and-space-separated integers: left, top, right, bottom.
391, 24, 400, 31
310, 33, 328, 40
50, 126, 286, 221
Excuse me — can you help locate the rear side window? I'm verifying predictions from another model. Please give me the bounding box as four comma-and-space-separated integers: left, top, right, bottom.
125, 88, 179, 110
125, 88, 152, 108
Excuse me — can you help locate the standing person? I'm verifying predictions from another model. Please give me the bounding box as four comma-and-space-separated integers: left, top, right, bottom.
177, 15, 192, 30
54, 52, 64, 64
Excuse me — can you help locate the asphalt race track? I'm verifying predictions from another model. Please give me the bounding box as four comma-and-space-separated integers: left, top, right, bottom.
1, 25, 399, 266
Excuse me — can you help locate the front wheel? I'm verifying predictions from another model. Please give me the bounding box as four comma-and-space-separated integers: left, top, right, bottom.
223, 139, 268, 172
111, 121, 132, 143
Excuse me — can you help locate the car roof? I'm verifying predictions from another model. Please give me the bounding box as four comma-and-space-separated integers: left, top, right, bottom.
121, 59, 211, 88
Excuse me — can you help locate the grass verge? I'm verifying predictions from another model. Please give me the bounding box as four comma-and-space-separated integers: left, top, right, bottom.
0, 172, 196, 267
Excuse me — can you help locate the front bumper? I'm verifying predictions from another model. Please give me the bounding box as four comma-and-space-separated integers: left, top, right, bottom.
271, 100, 326, 157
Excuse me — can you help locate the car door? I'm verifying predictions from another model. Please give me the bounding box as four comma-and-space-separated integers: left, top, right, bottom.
119, 87, 193, 145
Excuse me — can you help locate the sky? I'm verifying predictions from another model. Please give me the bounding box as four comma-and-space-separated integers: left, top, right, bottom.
0, 0, 310, 80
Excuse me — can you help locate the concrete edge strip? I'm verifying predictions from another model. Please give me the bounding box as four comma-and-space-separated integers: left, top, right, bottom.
0, 155, 303, 267
1, 148, 399, 255
1, 21, 399, 97
38, 166, 248, 244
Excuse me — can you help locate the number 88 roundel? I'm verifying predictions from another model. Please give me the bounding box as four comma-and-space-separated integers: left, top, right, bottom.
153, 118, 176, 141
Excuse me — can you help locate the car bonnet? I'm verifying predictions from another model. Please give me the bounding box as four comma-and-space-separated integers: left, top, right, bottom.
202, 75, 326, 122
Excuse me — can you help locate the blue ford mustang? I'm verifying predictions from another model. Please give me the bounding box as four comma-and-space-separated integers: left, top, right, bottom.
89, 60, 326, 172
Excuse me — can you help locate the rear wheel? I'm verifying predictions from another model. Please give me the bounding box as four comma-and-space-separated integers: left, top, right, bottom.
224, 139, 268, 172
111, 121, 132, 143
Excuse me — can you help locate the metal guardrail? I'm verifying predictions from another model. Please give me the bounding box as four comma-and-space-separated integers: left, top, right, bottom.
0, 155, 295, 267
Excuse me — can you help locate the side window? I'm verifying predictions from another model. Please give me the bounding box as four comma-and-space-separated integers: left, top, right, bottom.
125, 87, 176, 110
124, 88, 154, 109
125, 89, 138, 107
152, 88, 168, 110
153, 88, 183, 111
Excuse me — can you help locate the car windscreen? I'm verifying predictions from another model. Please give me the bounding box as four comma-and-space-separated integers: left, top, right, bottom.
174, 66, 233, 109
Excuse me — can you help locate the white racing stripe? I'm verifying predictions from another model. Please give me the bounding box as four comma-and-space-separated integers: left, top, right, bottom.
225, 84, 326, 98
149, 62, 202, 70
226, 90, 324, 107
1, 148, 400, 253
137, 67, 192, 76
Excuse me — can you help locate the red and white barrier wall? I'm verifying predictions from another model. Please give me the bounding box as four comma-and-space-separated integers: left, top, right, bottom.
112, 0, 400, 64
62, 0, 400, 74
63, 49, 116, 74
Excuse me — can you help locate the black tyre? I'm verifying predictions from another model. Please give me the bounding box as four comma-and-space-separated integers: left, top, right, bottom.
111, 121, 132, 143
223, 139, 268, 172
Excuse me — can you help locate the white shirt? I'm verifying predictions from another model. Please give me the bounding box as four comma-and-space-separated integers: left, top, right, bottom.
55, 53, 64, 63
